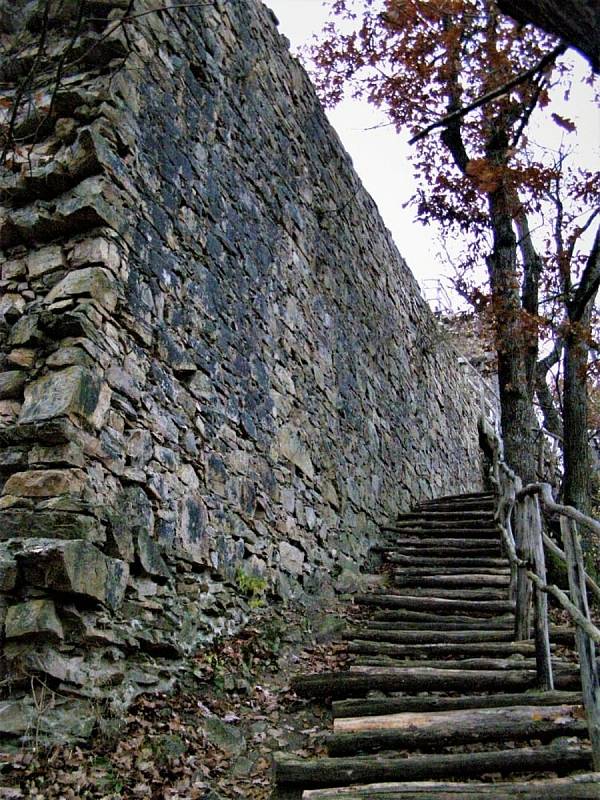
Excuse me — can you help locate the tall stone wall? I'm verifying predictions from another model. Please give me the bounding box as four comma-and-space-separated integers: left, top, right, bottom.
0, 0, 485, 726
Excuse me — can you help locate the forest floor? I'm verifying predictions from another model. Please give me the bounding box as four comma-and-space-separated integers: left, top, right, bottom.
0, 600, 354, 800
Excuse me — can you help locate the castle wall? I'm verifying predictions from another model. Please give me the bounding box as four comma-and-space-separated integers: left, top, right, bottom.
0, 0, 485, 718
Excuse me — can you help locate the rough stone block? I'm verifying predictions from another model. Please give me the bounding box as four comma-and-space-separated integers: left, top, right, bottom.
28, 441, 85, 468
7, 348, 36, 368
0, 370, 26, 400
26, 245, 64, 278
17, 539, 129, 609
175, 495, 209, 564
2, 468, 86, 497
0, 510, 104, 543
0, 292, 26, 321
45, 267, 118, 313
18, 365, 111, 428
70, 237, 121, 272
0, 545, 17, 590
1, 258, 26, 280
277, 424, 315, 481
5, 598, 64, 641
278, 541, 305, 576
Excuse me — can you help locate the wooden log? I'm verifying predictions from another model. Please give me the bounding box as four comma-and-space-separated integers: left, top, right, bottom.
328, 703, 588, 755
290, 666, 571, 699
385, 587, 508, 600
274, 742, 592, 788
346, 639, 538, 658
527, 495, 553, 689
385, 537, 500, 549
301, 773, 600, 799
348, 655, 543, 671
332, 690, 584, 719
385, 554, 507, 568
390, 566, 511, 576
513, 497, 533, 640
354, 594, 515, 615
392, 573, 510, 587
364, 618, 514, 631
561, 515, 600, 770
345, 628, 515, 644
370, 610, 515, 626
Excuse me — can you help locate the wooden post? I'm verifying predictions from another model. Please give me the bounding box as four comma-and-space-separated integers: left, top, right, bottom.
560, 516, 600, 769
513, 498, 532, 641
527, 495, 553, 690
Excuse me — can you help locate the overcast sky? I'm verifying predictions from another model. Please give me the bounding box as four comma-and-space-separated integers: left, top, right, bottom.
263, 0, 599, 311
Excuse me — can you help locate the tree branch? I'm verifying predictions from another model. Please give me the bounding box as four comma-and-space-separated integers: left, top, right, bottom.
409, 44, 566, 145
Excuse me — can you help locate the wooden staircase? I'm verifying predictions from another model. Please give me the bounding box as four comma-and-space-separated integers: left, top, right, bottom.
274, 491, 600, 798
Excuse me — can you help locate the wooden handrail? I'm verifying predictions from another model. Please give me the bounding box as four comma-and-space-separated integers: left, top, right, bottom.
478, 415, 600, 769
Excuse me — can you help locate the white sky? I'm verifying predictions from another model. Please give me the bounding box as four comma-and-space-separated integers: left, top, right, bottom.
263, 0, 600, 311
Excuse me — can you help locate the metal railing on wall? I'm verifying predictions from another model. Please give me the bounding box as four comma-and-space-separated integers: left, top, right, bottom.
478, 415, 600, 769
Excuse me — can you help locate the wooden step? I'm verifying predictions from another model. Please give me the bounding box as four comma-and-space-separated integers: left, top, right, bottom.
301, 773, 600, 798
384, 554, 508, 567
349, 654, 547, 671
389, 566, 511, 576
355, 594, 515, 615
383, 537, 500, 548
331, 690, 584, 719
327, 703, 588, 755
393, 574, 510, 588
369, 609, 515, 626
387, 587, 508, 599
345, 628, 515, 644
275, 742, 592, 789
346, 638, 538, 658
291, 666, 580, 699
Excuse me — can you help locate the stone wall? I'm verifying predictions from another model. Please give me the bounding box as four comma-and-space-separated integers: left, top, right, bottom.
0, 0, 486, 731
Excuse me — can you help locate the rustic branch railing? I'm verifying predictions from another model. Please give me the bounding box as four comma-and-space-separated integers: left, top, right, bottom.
478, 415, 600, 769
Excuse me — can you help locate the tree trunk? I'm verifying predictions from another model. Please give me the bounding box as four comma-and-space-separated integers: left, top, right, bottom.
563, 225, 600, 515
487, 184, 539, 483
497, 0, 600, 72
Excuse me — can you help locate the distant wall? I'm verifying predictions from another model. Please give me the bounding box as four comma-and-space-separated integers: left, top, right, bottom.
0, 0, 485, 723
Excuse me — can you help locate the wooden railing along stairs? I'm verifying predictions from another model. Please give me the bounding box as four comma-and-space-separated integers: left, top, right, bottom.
273, 437, 600, 798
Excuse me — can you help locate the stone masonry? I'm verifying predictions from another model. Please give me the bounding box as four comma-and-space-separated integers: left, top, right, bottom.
0, 0, 487, 737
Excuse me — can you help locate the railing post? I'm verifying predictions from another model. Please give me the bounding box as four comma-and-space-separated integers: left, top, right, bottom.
513, 497, 532, 641
560, 516, 600, 769
527, 495, 553, 690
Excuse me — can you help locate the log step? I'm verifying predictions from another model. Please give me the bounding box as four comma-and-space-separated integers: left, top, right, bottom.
345, 628, 516, 644
301, 773, 600, 798
355, 594, 515, 615
328, 703, 588, 755
291, 667, 580, 699
331, 690, 584, 719
389, 566, 511, 576
346, 639, 539, 657
383, 537, 500, 549
392, 574, 510, 587
349, 654, 547, 670
275, 742, 593, 789
387, 587, 509, 599
363, 618, 514, 631
384, 554, 508, 567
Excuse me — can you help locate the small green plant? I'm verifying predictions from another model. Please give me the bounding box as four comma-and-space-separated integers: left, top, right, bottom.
235, 568, 267, 608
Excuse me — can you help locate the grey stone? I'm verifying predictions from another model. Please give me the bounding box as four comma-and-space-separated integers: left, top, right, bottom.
17, 539, 128, 609
5, 599, 64, 641
0, 510, 104, 543
0, 371, 26, 400
278, 541, 304, 576
18, 366, 111, 428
